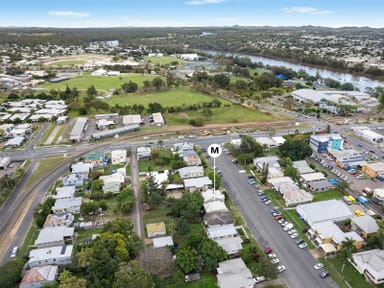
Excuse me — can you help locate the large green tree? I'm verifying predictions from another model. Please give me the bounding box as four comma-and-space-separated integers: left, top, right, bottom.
176, 248, 197, 274
278, 137, 312, 161
198, 239, 227, 272
113, 261, 154, 288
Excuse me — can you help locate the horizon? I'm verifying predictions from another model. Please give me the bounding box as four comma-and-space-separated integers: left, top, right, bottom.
1, 0, 383, 29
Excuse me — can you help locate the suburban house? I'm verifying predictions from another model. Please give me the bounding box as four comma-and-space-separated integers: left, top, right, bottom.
153, 236, 174, 249
183, 176, 212, 192
269, 177, 313, 206
62, 173, 86, 187
146, 170, 169, 187
215, 237, 243, 256
25, 245, 74, 268
19, 265, 58, 288
52, 197, 82, 214
43, 213, 74, 228
253, 156, 280, 172
146, 222, 166, 238
172, 142, 194, 152
178, 166, 204, 179
350, 249, 384, 285
216, 258, 254, 288
4, 136, 25, 147
207, 224, 238, 240
204, 201, 229, 214
351, 215, 379, 239
180, 150, 202, 166
83, 152, 105, 167
300, 172, 327, 184
306, 180, 334, 192
99, 173, 125, 193
111, 149, 127, 165
203, 211, 235, 227
34, 227, 75, 248
54, 186, 76, 200
202, 189, 225, 203
71, 162, 93, 179
293, 160, 314, 174
137, 146, 151, 160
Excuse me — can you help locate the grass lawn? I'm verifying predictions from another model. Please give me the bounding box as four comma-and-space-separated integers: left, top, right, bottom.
326, 257, 375, 288
24, 155, 69, 188
138, 159, 172, 173
49, 60, 86, 66
105, 87, 227, 107
186, 273, 216, 288
144, 56, 184, 66
76, 227, 104, 245
40, 73, 163, 91
313, 190, 344, 202
20, 224, 39, 255
263, 189, 284, 207
165, 103, 275, 125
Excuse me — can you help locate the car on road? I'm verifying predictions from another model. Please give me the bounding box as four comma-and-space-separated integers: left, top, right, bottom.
264, 200, 272, 205
268, 252, 277, 258
320, 271, 329, 279
10, 246, 18, 259
298, 242, 308, 249
277, 265, 286, 273
239, 169, 246, 174
314, 263, 324, 270
370, 150, 376, 154
357, 144, 363, 147
295, 238, 304, 245
264, 247, 273, 254
283, 223, 294, 231
274, 215, 283, 221
277, 218, 285, 224
290, 232, 299, 239
232, 159, 238, 164
271, 257, 280, 264
280, 221, 289, 227
287, 229, 297, 235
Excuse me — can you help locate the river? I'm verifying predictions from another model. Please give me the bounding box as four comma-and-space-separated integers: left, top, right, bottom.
206, 51, 384, 91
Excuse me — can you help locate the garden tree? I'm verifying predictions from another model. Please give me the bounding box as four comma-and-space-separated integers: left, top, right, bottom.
35, 197, 55, 228
170, 191, 203, 223
147, 102, 164, 114
208, 170, 221, 188
278, 137, 312, 161
143, 173, 165, 208
339, 237, 356, 271
58, 270, 87, 288
187, 227, 206, 249
80, 201, 99, 216
142, 80, 152, 91
198, 239, 227, 272
113, 260, 154, 288
152, 77, 166, 90
176, 248, 198, 274
139, 247, 174, 279
284, 165, 298, 180
201, 107, 213, 120
117, 188, 135, 215
0, 257, 25, 288
86, 84, 98, 98
340, 82, 355, 91
253, 72, 282, 91
376, 221, 384, 249
283, 96, 295, 110
335, 181, 349, 195
121, 81, 138, 93
239, 135, 264, 157
213, 74, 230, 89
175, 217, 190, 236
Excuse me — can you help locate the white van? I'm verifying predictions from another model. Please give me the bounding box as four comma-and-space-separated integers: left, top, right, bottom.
10, 246, 18, 259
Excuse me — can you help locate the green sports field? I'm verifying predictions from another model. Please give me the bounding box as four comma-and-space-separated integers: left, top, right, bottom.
105, 87, 227, 107
144, 56, 184, 65
40, 73, 164, 91
49, 60, 87, 66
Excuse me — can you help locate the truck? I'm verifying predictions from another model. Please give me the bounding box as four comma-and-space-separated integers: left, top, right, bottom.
357, 196, 369, 204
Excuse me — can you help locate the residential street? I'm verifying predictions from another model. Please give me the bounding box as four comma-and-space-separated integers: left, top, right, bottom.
130, 148, 144, 238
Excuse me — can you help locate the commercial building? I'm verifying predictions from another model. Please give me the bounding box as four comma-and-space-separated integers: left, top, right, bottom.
372, 188, 384, 205
69, 117, 87, 143
151, 112, 165, 126
122, 114, 143, 126
362, 162, 384, 178
328, 148, 365, 168
353, 127, 383, 144
310, 134, 343, 153
91, 125, 139, 140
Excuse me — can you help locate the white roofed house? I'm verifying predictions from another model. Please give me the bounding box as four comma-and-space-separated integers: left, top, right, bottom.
43, 213, 74, 228
350, 249, 384, 285
172, 142, 194, 152
99, 173, 125, 194
207, 224, 238, 240
25, 245, 74, 268
122, 114, 143, 126
301, 172, 326, 184
62, 173, 86, 187
178, 166, 204, 179
52, 197, 82, 214
184, 176, 212, 192
96, 119, 115, 130
216, 258, 254, 288
151, 112, 165, 126
4, 136, 25, 147
137, 146, 151, 160
54, 186, 76, 199
71, 162, 93, 179
69, 117, 88, 143
111, 149, 127, 165
202, 189, 225, 203
253, 156, 280, 172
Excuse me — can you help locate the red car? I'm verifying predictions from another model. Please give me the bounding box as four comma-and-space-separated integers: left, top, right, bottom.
274, 215, 283, 221
264, 247, 273, 254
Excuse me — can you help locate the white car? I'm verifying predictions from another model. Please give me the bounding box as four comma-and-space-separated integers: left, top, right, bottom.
254, 276, 265, 283
290, 232, 299, 239
298, 242, 308, 249
277, 265, 286, 273
287, 229, 297, 235
264, 200, 272, 205
314, 263, 324, 270
10, 246, 18, 259
271, 257, 280, 264
268, 253, 277, 258
283, 224, 293, 231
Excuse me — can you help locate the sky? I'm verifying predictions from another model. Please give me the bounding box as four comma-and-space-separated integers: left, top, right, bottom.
1, 0, 383, 28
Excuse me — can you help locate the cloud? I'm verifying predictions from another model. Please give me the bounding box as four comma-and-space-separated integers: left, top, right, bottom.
48, 11, 90, 18
283, 6, 334, 15
185, 0, 226, 6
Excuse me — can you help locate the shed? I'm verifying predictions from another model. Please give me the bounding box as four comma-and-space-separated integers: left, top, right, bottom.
146, 222, 166, 238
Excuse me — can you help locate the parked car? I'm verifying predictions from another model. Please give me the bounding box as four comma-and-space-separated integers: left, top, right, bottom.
298, 242, 308, 249
264, 200, 272, 205
281, 221, 289, 227
274, 215, 283, 221
278, 218, 286, 224
271, 257, 280, 264
264, 247, 273, 254
10, 246, 18, 259
320, 271, 329, 279
283, 223, 294, 231
254, 276, 266, 284
277, 265, 286, 273
295, 238, 304, 245
268, 253, 277, 258
287, 229, 297, 235
314, 263, 324, 270
290, 232, 299, 239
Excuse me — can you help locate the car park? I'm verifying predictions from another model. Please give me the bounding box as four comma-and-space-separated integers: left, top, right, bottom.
314, 263, 324, 270
277, 265, 286, 273
320, 271, 329, 279
298, 242, 308, 249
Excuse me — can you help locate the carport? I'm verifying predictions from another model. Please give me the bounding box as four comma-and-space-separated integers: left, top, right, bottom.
320, 243, 337, 257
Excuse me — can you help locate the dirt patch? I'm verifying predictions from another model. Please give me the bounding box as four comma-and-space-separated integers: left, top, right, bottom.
44, 125, 61, 145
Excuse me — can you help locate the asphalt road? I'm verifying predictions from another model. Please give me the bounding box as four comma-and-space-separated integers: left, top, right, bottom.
215, 153, 338, 288
130, 148, 144, 238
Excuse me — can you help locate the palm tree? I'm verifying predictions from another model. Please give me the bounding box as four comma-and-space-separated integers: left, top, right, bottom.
339, 237, 356, 272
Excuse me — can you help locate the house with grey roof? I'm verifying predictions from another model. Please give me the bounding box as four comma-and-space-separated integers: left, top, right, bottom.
351, 249, 384, 285
216, 237, 243, 256
54, 186, 76, 199
4, 136, 25, 147
43, 213, 74, 228
71, 162, 93, 178
293, 160, 314, 174
306, 180, 334, 192
35, 227, 74, 248
203, 211, 235, 227
62, 173, 86, 187
183, 176, 212, 192
352, 215, 379, 239
216, 258, 254, 288
69, 117, 87, 143
52, 197, 82, 214
207, 224, 237, 240
153, 236, 174, 249
180, 150, 201, 166
178, 166, 204, 179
